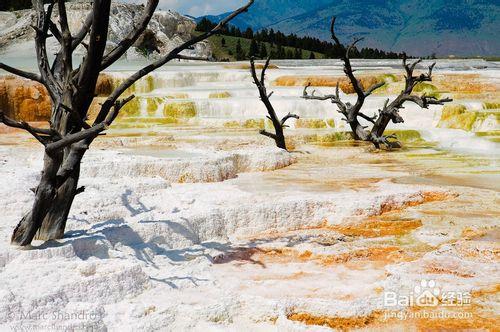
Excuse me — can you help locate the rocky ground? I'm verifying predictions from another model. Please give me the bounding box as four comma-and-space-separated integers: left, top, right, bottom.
0, 2, 210, 60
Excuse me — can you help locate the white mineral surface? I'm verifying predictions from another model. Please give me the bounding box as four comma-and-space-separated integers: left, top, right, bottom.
0, 59, 498, 330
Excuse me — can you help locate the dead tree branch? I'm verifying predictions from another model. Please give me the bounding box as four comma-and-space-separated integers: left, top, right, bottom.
57, 0, 73, 78
281, 113, 300, 127
0, 63, 43, 84
251, 57, 299, 150
71, 12, 93, 50
32, 0, 61, 99
303, 17, 452, 149
303, 82, 349, 115
369, 53, 452, 148
0, 111, 55, 144
101, 0, 159, 70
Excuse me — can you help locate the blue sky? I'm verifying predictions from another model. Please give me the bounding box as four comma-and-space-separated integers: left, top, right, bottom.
122, 0, 247, 17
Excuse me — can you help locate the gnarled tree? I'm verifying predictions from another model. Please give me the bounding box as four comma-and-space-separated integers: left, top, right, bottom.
303, 17, 452, 149
0, 0, 254, 246
250, 57, 299, 150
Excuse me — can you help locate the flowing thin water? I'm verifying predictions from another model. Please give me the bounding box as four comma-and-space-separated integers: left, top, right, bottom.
88, 60, 499, 156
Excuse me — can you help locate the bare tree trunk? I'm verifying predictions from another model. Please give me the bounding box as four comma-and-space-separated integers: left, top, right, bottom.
11, 151, 62, 245
250, 57, 298, 150
11, 149, 83, 245
35, 162, 81, 240
274, 126, 287, 150
2, 0, 255, 246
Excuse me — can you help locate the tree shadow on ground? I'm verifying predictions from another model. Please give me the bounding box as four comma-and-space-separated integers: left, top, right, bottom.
33, 188, 317, 273
149, 276, 210, 289
121, 189, 153, 216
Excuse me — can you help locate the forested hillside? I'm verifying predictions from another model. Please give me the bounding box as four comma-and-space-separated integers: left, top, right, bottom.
196, 18, 404, 61
200, 0, 500, 56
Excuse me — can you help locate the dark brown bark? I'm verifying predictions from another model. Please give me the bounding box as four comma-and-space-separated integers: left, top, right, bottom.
35, 162, 81, 241
303, 17, 452, 149
11, 150, 62, 245
2, 0, 255, 246
368, 56, 452, 147
250, 57, 299, 150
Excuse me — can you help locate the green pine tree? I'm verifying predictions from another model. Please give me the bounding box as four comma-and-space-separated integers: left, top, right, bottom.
260, 43, 268, 59
294, 48, 302, 59
277, 45, 285, 59
235, 39, 246, 61
249, 39, 259, 57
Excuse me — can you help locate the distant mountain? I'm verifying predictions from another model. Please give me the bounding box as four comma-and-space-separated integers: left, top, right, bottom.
200, 0, 500, 56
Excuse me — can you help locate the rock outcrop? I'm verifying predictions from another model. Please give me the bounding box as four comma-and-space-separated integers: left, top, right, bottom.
0, 76, 51, 122
273, 75, 389, 94
0, 74, 118, 122
0, 2, 211, 59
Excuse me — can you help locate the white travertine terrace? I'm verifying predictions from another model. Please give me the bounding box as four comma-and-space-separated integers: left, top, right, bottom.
0, 59, 498, 330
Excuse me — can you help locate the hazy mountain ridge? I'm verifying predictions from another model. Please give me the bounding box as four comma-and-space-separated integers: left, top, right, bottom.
201, 0, 500, 56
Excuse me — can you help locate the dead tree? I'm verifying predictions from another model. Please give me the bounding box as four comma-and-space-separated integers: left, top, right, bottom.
303, 17, 452, 149
0, 0, 254, 246
250, 57, 299, 150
